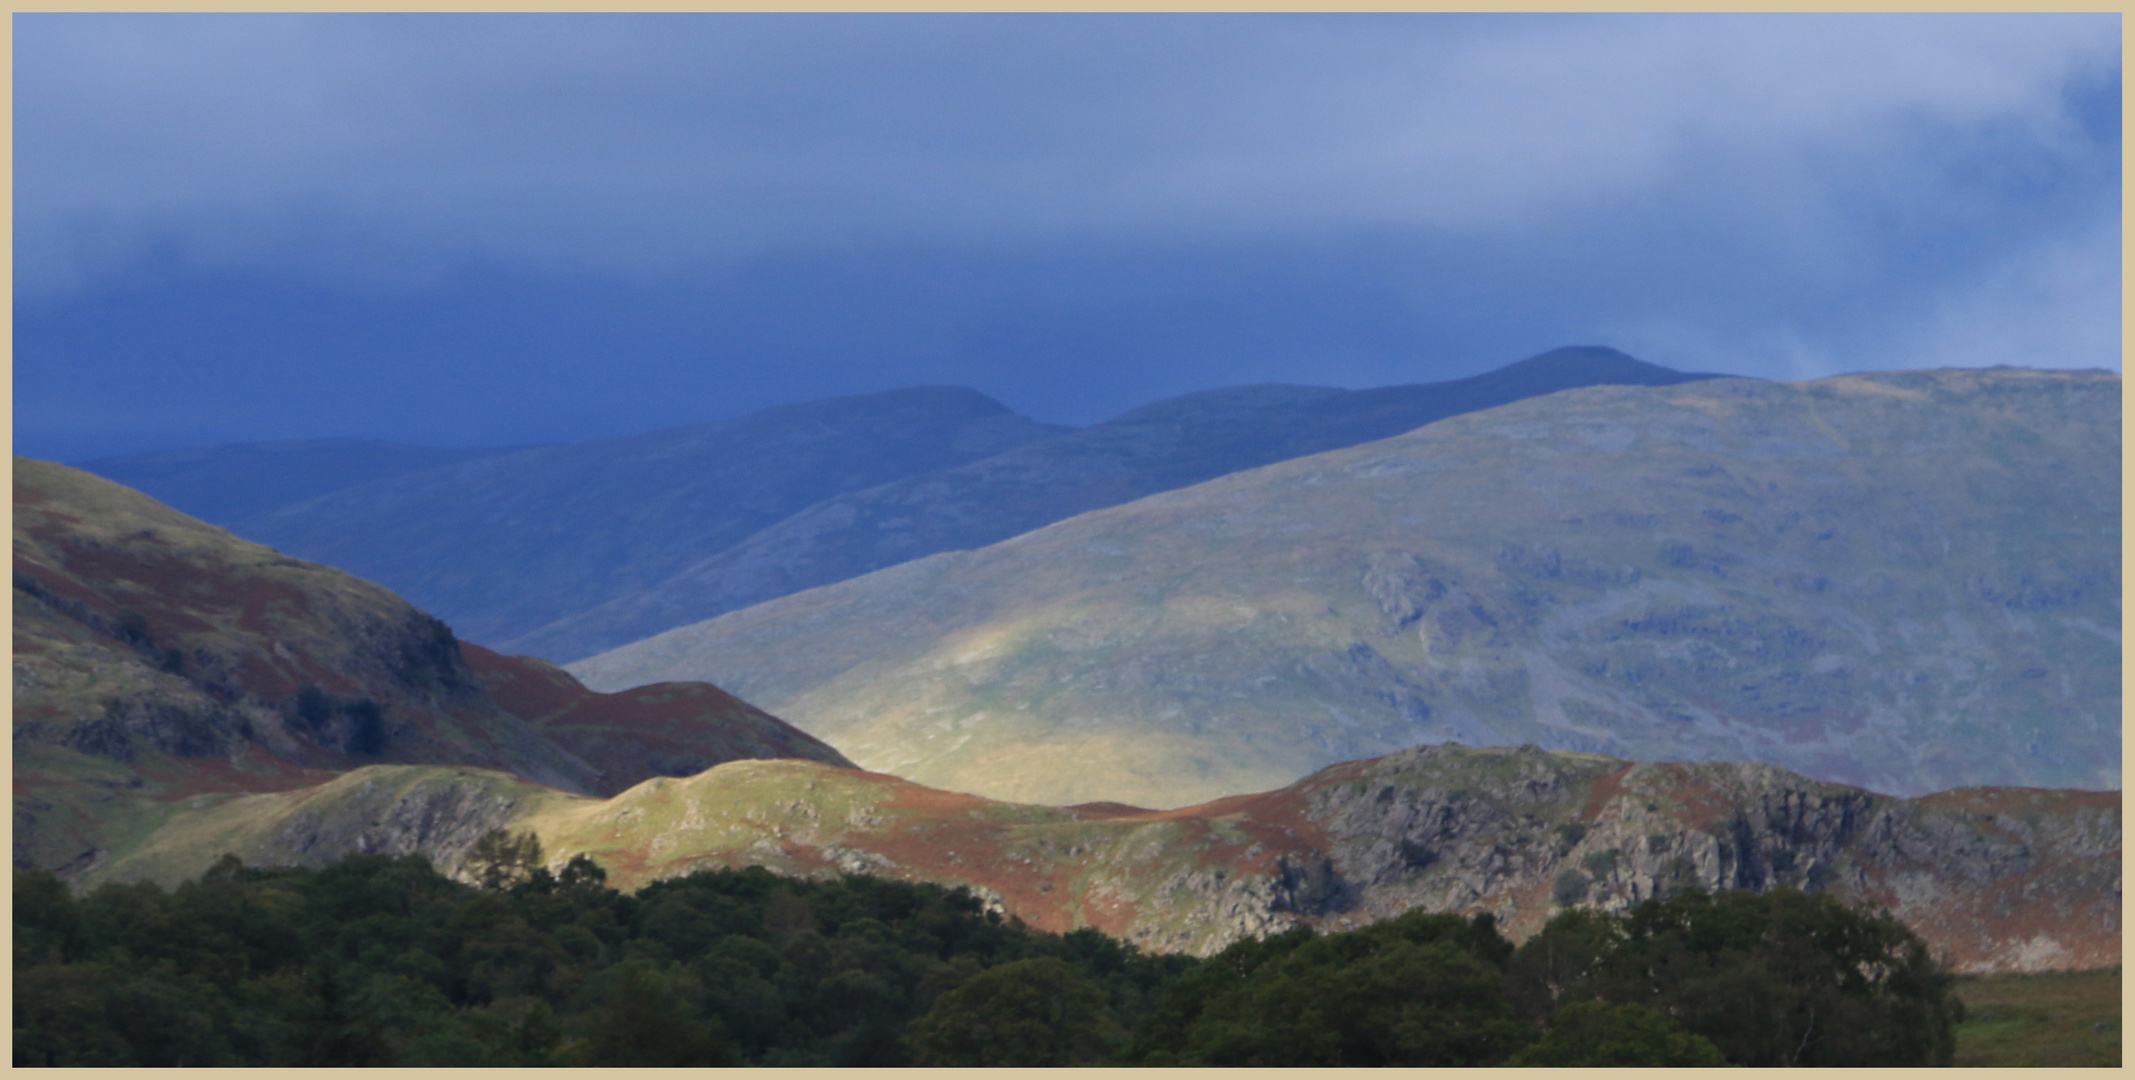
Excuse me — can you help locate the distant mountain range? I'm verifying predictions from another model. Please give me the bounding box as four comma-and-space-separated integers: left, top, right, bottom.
79, 347, 1715, 661
86, 746, 2121, 976
19, 364, 2121, 977
507, 347, 1718, 661
78, 438, 532, 525
12, 459, 848, 878
571, 368, 2121, 808
84, 386, 1070, 649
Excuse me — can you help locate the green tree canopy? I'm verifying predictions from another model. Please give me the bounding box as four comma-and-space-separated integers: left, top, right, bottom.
558, 960, 742, 1066
14, 856, 1185, 1067
1511, 887, 1962, 1066
461, 829, 545, 891
1124, 910, 1534, 1066
1503, 1000, 1729, 1066
910, 955, 1120, 1065
13, 856, 1968, 1068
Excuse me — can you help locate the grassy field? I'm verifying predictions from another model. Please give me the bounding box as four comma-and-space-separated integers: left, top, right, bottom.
1953, 967, 2121, 1067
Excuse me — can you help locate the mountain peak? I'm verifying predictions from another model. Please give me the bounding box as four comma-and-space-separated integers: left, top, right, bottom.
1485, 344, 1718, 385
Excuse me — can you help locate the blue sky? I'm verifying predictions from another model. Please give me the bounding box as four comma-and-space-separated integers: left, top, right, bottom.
15, 13, 2121, 461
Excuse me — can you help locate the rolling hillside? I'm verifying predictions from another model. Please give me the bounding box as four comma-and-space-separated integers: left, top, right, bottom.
12, 459, 848, 878
88, 744, 2121, 974
219, 386, 1070, 646
572, 367, 2121, 808
508, 346, 1717, 660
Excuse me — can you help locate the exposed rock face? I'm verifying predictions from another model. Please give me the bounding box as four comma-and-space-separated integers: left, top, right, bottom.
93, 745, 2119, 976
70, 765, 559, 887
263, 768, 536, 871
12, 459, 851, 877
1282, 747, 2120, 976
66, 698, 249, 761
572, 367, 2120, 808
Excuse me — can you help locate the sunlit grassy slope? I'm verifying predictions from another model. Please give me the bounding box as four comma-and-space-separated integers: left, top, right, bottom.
573, 368, 2120, 808
510, 347, 1714, 661
88, 744, 2120, 972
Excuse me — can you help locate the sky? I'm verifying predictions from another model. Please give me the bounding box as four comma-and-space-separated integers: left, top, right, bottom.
14, 13, 2122, 462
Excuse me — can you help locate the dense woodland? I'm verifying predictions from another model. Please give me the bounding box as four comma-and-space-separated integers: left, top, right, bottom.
15, 836, 1962, 1066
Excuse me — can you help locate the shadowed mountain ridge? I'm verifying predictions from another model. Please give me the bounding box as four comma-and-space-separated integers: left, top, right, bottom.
509, 346, 1717, 659
215, 386, 1070, 646
77, 438, 533, 526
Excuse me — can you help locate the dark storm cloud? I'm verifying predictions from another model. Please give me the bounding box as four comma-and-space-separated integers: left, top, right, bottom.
12, 13, 2121, 457
18, 13, 1461, 288
20, 15, 2116, 287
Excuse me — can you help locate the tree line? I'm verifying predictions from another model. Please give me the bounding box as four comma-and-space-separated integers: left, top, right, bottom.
14, 833, 1960, 1066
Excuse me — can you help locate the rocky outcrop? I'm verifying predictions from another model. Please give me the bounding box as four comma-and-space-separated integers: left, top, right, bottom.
89, 745, 2118, 976
66, 698, 247, 761
1202, 745, 2119, 972
267, 769, 534, 871
676, 746, 2113, 973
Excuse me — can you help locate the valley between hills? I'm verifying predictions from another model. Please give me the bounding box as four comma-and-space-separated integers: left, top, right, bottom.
19, 349, 2121, 983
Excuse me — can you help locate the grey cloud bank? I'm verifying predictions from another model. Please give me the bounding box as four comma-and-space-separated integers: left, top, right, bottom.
13, 13, 2120, 458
